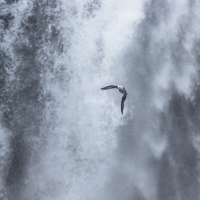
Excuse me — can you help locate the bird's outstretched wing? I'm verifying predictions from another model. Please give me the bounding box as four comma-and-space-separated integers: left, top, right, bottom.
101, 85, 118, 90
121, 92, 127, 114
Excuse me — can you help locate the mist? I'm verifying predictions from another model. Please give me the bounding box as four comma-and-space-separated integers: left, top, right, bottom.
0, 0, 200, 199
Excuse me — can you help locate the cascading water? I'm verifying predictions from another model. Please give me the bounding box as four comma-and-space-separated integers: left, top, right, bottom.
1, 0, 200, 199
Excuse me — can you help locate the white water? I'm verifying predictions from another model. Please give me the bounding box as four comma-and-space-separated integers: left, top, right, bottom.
0, 0, 200, 199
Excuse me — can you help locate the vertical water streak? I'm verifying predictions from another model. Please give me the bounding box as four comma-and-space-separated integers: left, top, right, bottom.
22, 1, 145, 199
1, 0, 200, 200
0, 0, 62, 199
107, 0, 200, 200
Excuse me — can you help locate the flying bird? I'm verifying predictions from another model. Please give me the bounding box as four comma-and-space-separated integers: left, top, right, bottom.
101, 85, 127, 114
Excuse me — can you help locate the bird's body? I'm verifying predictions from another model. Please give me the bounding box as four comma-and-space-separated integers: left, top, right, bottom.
101, 85, 127, 114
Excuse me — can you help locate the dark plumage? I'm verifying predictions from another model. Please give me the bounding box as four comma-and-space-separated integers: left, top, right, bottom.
101, 85, 127, 114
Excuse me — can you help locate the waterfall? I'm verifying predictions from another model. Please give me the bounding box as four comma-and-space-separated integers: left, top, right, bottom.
0, 0, 200, 199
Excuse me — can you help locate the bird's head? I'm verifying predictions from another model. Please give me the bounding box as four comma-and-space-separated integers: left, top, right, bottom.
118, 85, 123, 90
